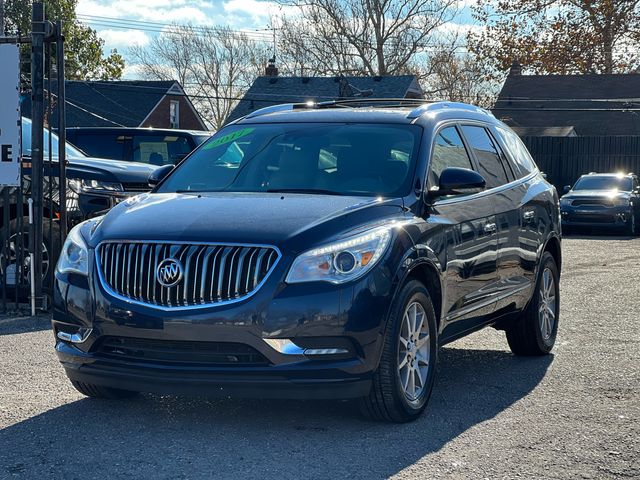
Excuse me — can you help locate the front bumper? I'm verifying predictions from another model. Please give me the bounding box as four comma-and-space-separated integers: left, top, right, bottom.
561, 205, 631, 229
52, 253, 397, 399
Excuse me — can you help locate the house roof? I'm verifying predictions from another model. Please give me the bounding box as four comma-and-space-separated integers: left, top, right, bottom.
61, 80, 179, 128
20, 80, 204, 128
493, 73, 640, 136
227, 75, 424, 122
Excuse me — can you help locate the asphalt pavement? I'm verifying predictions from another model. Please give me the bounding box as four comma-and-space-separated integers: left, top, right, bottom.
0, 235, 638, 479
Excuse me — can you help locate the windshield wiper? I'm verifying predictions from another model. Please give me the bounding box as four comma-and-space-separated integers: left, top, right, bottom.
266, 188, 343, 196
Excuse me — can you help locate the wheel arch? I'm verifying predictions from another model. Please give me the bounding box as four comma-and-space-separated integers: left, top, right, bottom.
405, 262, 443, 329
542, 234, 562, 274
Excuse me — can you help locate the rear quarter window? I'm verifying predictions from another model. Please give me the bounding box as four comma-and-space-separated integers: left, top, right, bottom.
496, 126, 538, 177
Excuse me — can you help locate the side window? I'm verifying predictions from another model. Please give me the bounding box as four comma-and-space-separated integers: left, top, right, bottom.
72, 133, 125, 161
429, 126, 474, 186
461, 125, 509, 189
496, 126, 538, 177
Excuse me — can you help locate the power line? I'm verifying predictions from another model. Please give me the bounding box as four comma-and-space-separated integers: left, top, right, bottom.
78, 14, 470, 52
77, 14, 273, 39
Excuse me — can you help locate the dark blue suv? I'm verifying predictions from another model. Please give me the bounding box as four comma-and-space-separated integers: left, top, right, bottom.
52, 101, 562, 422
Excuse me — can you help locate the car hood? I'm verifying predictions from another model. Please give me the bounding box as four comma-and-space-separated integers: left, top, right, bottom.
67, 156, 159, 184
87, 192, 408, 251
562, 189, 631, 200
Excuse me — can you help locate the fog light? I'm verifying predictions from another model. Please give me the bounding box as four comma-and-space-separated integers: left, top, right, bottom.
56, 327, 92, 344
303, 348, 349, 355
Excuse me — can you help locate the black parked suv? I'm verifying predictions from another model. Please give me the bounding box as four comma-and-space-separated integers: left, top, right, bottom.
0, 119, 158, 297
66, 127, 211, 166
53, 101, 562, 422
560, 172, 639, 235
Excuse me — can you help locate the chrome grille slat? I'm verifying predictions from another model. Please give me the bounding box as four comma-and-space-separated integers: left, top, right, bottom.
97, 242, 280, 310
252, 249, 267, 290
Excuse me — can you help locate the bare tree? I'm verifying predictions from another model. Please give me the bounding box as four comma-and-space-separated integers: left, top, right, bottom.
275, 0, 459, 77
130, 26, 268, 129
424, 47, 499, 107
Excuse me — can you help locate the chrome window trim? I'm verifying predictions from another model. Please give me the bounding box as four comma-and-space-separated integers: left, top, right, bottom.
95, 240, 282, 311
432, 170, 539, 206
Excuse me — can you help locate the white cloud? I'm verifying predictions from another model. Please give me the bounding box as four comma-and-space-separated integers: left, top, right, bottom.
221, 0, 299, 27
77, 0, 209, 24
98, 29, 150, 48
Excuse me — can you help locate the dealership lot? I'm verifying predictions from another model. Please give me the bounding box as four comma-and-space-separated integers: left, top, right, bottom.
0, 236, 638, 479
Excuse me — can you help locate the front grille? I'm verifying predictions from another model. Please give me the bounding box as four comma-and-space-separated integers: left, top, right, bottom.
97, 242, 280, 308
122, 182, 151, 192
571, 199, 612, 207
570, 214, 616, 223
95, 336, 269, 365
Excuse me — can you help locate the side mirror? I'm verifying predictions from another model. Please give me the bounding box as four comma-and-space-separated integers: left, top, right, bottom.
430, 167, 486, 197
148, 164, 174, 187
563, 185, 571, 194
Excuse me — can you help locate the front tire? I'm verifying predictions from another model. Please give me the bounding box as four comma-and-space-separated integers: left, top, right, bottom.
70, 380, 138, 399
360, 280, 438, 422
506, 252, 560, 356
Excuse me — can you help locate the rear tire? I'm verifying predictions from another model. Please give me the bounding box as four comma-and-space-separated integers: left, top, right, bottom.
70, 380, 139, 399
506, 252, 560, 356
359, 280, 438, 423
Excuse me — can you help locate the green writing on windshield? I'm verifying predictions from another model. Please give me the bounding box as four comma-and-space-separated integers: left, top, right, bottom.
204, 128, 254, 150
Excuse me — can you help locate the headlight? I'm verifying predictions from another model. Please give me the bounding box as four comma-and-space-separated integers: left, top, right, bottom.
614, 197, 630, 206
286, 226, 392, 284
69, 179, 124, 194
55, 223, 89, 276
559, 198, 571, 207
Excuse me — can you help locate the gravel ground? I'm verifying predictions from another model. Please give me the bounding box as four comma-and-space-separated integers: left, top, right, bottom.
0, 235, 638, 479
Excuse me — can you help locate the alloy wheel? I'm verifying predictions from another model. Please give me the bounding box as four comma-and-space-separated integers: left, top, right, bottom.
538, 268, 556, 341
398, 301, 431, 401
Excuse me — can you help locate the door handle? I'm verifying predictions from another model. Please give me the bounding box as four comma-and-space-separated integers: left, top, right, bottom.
483, 223, 497, 234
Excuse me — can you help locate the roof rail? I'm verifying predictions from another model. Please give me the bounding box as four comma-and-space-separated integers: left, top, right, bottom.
316, 98, 430, 108
244, 98, 431, 119
407, 102, 493, 120
244, 103, 301, 119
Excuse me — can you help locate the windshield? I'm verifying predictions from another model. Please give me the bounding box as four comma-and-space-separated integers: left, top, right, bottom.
21, 118, 86, 159
573, 175, 632, 192
157, 123, 421, 197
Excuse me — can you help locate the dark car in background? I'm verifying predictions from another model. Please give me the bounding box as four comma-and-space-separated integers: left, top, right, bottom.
66, 127, 212, 166
560, 172, 639, 235
0, 119, 158, 298
53, 101, 562, 423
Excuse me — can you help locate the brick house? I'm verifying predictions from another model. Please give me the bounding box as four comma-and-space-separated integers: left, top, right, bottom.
35, 80, 208, 130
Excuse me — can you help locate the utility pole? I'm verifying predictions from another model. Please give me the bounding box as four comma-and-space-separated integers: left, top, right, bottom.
31, 2, 45, 309
0, 0, 5, 37
56, 20, 67, 238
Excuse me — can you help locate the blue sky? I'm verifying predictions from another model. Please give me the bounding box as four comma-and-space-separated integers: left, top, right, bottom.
76, 0, 479, 77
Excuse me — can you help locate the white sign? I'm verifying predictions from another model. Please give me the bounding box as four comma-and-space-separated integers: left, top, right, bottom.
0, 43, 21, 186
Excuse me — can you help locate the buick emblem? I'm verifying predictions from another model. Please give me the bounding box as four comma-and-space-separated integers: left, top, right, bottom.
156, 258, 184, 287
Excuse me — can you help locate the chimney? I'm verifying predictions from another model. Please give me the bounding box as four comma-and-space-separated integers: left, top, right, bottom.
265, 57, 278, 77
509, 60, 522, 76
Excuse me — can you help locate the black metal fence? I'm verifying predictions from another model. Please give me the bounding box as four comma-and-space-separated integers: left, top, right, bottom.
1, 3, 66, 313
522, 136, 640, 191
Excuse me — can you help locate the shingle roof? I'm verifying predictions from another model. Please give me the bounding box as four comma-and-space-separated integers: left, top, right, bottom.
227, 75, 423, 122
59, 80, 177, 127
19, 80, 179, 128
493, 73, 640, 136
